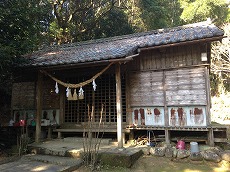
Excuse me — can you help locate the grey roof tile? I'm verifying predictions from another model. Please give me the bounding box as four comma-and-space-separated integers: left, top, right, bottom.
23, 21, 224, 67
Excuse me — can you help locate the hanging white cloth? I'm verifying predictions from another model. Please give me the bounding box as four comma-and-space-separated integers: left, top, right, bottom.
66, 87, 69, 97
55, 82, 59, 94
79, 86, 84, 99
92, 79, 97, 91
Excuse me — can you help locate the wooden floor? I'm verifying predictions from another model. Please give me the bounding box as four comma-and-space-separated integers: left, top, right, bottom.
126, 124, 229, 145
51, 124, 229, 146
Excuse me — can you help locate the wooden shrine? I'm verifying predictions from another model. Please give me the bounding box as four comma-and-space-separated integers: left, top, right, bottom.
11, 21, 226, 147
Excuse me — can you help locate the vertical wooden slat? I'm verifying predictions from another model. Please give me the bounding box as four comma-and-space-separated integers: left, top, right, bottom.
35, 71, 43, 143
126, 71, 132, 125
163, 70, 170, 143
116, 63, 123, 148
151, 50, 156, 69
161, 52, 166, 69
163, 70, 168, 123
205, 67, 211, 125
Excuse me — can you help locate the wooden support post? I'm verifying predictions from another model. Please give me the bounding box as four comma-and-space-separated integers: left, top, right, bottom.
47, 127, 52, 139
129, 130, 134, 140
208, 128, 214, 147
116, 63, 123, 148
58, 132, 62, 139
35, 71, 43, 143
165, 128, 170, 144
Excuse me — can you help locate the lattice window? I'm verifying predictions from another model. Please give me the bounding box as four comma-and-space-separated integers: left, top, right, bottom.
64, 74, 126, 123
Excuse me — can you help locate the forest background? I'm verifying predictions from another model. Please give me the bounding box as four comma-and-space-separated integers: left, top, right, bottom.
0, 0, 229, 124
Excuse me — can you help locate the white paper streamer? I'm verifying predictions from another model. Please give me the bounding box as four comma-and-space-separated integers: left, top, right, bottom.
92, 79, 97, 91
79, 86, 84, 96
55, 82, 59, 94
66, 87, 69, 97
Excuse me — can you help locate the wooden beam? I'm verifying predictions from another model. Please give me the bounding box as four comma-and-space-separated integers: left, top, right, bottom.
116, 63, 123, 148
35, 71, 43, 143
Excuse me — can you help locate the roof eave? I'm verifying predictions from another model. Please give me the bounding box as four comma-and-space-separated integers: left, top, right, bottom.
19, 53, 139, 71
138, 36, 225, 52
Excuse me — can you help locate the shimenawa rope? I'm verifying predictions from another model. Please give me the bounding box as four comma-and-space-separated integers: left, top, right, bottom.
40, 62, 114, 88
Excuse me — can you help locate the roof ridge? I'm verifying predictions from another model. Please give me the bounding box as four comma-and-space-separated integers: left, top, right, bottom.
36, 21, 214, 52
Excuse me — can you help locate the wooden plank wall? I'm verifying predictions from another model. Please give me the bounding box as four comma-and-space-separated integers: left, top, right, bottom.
165, 68, 206, 106
129, 71, 164, 106
135, 43, 207, 71
12, 78, 60, 110
42, 77, 60, 109
127, 43, 210, 127
11, 82, 35, 109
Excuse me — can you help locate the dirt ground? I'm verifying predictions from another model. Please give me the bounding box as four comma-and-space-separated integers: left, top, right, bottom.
75, 155, 230, 172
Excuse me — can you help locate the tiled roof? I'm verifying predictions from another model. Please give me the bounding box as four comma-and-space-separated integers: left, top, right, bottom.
23, 21, 224, 67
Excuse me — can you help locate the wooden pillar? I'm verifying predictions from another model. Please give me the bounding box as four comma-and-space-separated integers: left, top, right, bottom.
58, 132, 62, 139
129, 130, 134, 140
116, 63, 123, 148
35, 71, 43, 143
165, 129, 170, 144
47, 126, 52, 139
208, 128, 214, 147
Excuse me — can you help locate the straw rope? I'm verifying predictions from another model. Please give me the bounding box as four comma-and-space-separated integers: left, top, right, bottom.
40, 62, 114, 88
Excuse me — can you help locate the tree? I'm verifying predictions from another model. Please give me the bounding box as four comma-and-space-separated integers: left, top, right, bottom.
211, 23, 230, 95
50, 0, 121, 44
179, 0, 229, 25
0, 0, 53, 116
93, 8, 134, 38
140, 0, 183, 30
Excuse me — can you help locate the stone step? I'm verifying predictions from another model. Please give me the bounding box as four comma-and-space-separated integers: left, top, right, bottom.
99, 147, 143, 168
24, 154, 83, 171
63, 137, 112, 145
28, 138, 116, 158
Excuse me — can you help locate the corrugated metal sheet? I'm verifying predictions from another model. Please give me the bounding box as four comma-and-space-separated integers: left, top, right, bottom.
22, 21, 224, 67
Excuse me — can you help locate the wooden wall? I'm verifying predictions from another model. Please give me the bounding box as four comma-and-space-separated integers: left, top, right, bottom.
165, 67, 206, 106
11, 78, 60, 110
42, 77, 60, 109
129, 71, 164, 107
129, 43, 208, 71
127, 43, 210, 127
12, 82, 36, 110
